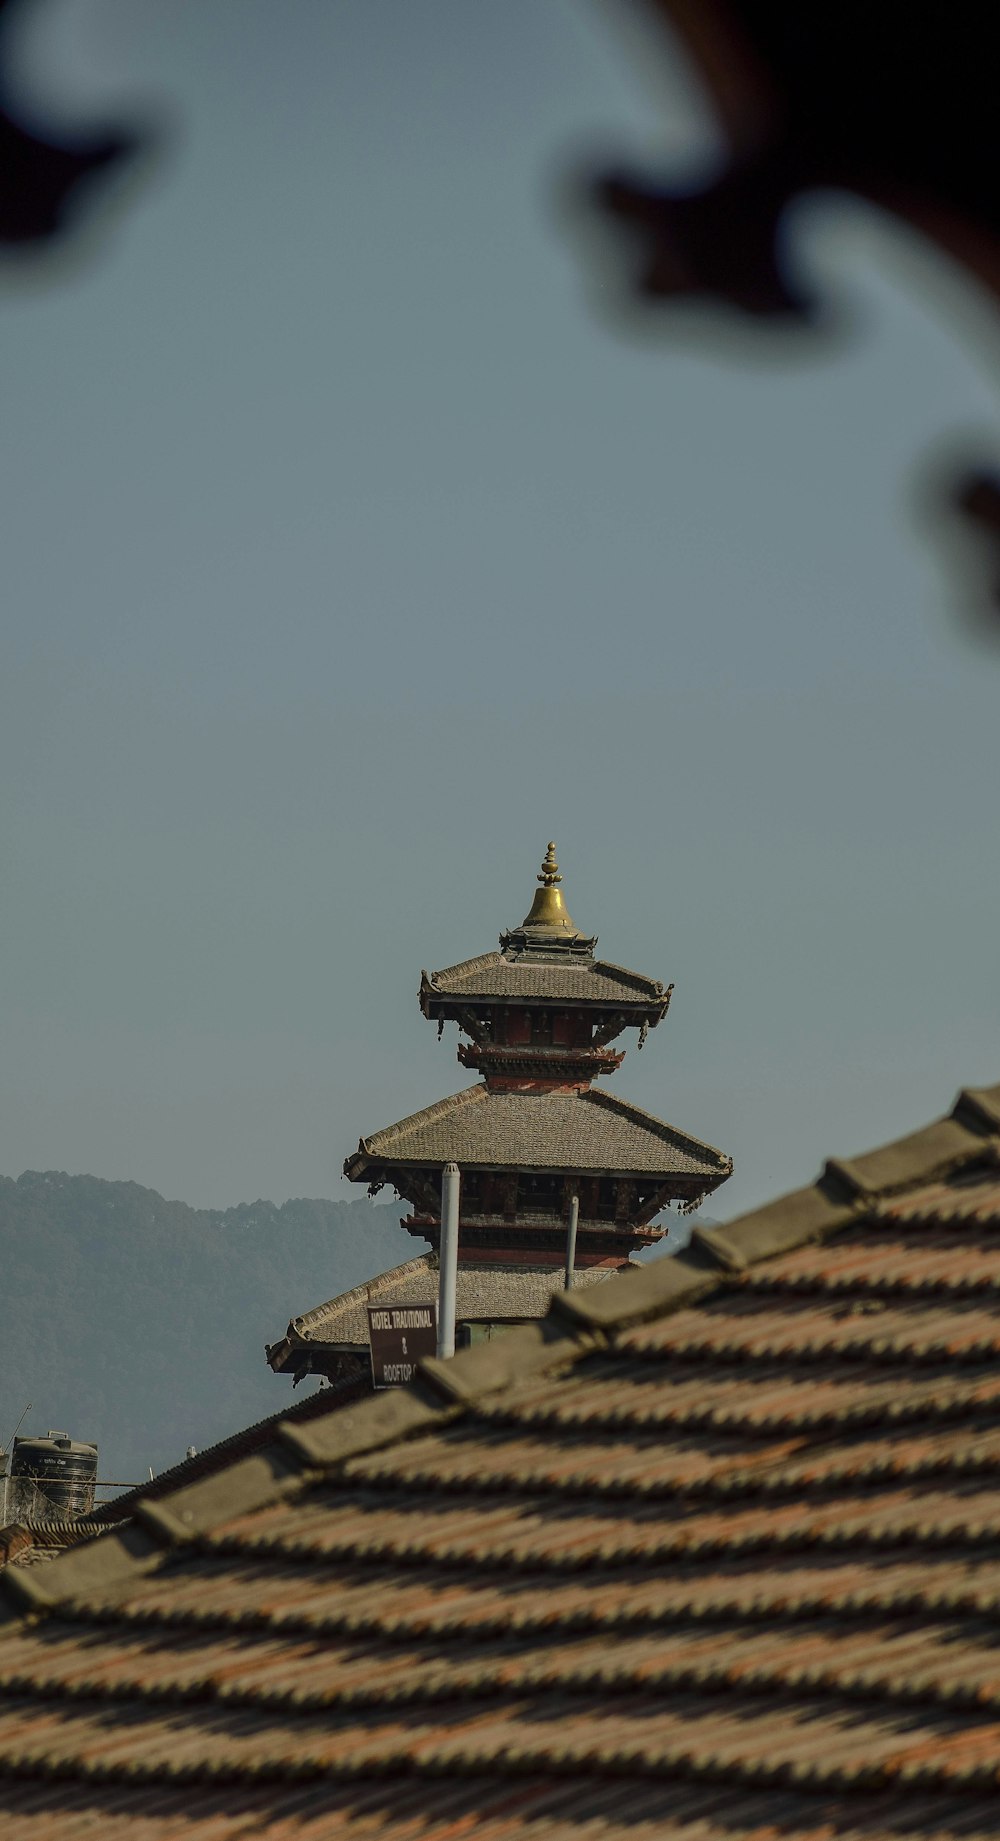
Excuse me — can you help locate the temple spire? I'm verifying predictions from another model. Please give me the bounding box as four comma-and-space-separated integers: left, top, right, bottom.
520, 842, 576, 932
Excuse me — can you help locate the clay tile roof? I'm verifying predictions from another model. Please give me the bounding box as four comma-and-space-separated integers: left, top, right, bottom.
345, 1082, 733, 1180
0, 1521, 113, 1574
421, 951, 668, 1008
3, 1078, 1000, 1839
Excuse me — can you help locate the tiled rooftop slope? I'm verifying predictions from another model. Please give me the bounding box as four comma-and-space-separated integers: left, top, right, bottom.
420, 951, 668, 1006
350, 1083, 731, 1176
1, 1081, 1000, 1839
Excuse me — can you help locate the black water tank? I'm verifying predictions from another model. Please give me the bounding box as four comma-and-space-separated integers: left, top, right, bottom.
8, 1431, 98, 1519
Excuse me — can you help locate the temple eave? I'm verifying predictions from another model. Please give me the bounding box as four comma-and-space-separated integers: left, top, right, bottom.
420, 980, 670, 1021
458, 1046, 626, 1079
399, 1210, 668, 1238
353, 1155, 722, 1194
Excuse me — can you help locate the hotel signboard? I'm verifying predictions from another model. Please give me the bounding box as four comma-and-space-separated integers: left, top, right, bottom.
367, 1303, 437, 1388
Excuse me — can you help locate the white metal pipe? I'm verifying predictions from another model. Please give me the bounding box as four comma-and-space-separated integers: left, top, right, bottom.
437, 1163, 460, 1359
565, 1193, 579, 1290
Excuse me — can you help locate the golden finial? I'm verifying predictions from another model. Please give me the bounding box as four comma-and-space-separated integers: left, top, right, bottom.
537, 842, 561, 888
521, 841, 576, 931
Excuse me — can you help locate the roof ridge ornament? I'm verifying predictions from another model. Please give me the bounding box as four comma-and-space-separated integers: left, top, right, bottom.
497, 842, 597, 959
538, 842, 561, 887
519, 841, 576, 933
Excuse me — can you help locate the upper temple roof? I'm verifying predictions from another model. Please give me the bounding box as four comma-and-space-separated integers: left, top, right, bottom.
344, 1082, 731, 1183
420, 950, 670, 1012
420, 846, 670, 1019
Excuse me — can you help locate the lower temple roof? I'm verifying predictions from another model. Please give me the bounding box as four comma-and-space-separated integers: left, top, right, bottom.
345, 1082, 732, 1183
267, 1253, 616, 1372
3, 1082, 1000, 1837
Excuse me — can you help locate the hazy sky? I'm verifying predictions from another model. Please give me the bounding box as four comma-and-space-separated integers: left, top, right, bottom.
2, 0, 998, 1221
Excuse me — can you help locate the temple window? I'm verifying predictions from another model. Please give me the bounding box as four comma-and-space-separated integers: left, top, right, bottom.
516, 1173, 563, 1213
596, 1179, 618, 1220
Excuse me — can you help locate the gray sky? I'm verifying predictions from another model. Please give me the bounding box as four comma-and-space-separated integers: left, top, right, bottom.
2, 0, 998, 1220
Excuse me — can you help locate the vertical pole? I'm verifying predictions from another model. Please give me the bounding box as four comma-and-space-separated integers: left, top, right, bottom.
437, 1162, 460, 1359
565, 1193, 579, 1290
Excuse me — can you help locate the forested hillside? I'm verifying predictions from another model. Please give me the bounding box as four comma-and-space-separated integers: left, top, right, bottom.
0, 1172, 415, 1487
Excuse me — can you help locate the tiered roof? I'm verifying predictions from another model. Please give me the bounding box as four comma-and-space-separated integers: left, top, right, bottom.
3, 1080, 1000, 1837
419, 842, 671, 1022
268, 844, 729, 1378
345, 1083, 732, 1181
353, 844, 726, 1193
267, 1252, 613, 1375
420, 952, 670, 1011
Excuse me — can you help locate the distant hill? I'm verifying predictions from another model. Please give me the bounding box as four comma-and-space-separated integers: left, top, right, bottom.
0, 1171, 418, 1487
0, 1172, 718, 1493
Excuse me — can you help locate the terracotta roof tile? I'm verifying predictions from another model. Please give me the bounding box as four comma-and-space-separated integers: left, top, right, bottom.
877, 1171, 1000, 1227
2, 1080, 1000, 1836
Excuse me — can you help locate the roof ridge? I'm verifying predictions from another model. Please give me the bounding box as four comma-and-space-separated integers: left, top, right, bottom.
590, 957, 665, 994
553, 1082, 1000, 1328
354, 1083, 486, 1156
5, 1078, 997, 1636
286, 1253, 435, 1337
0, 1316, 597, 1627
581, 1086, 731, 1166
423, 952, 500, 987
91, 1372, 371, 1527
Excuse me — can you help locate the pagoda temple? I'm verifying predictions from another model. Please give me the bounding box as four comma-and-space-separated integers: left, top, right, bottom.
267, 845, 731, 1385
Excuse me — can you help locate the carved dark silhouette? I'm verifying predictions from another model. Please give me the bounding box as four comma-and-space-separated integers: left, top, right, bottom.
0, 0, 140, 248
591, 1, 1000, 616
594, 1, 1000, 318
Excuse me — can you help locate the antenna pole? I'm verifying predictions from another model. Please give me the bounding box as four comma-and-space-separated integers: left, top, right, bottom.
565, 1194, 579, 1290
437, 1163, 460, 1359
2, 1403, 32, 1524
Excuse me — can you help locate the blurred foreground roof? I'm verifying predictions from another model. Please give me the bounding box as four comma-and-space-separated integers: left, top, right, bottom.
2, 1078, 1000, 1835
